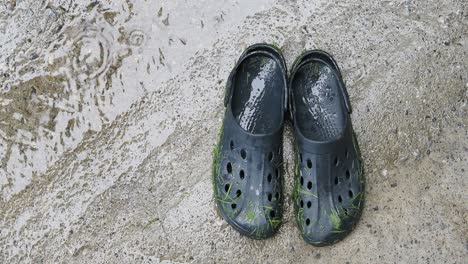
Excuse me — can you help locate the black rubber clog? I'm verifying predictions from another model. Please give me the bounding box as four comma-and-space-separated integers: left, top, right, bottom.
212, 44, 288, 239
289, 50, 365, 246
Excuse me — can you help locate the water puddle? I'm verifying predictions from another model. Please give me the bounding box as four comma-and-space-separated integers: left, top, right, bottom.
0, 0, 274, 201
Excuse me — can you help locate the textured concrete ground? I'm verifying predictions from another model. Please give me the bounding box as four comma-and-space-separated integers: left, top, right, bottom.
0, 0, 467, 263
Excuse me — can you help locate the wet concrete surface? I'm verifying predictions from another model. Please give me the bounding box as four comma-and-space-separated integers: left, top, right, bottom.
0, 0, 467, 263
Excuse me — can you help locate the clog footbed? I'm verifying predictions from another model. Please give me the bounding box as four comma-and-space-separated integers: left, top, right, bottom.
212, 44, 288, 239
290, 50, 365, 246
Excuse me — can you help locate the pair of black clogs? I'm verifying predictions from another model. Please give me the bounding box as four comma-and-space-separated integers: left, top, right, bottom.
212, 44, 364, 246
